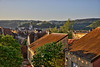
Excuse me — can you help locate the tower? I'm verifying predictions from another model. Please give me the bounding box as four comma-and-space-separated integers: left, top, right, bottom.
29, 22, 33, 30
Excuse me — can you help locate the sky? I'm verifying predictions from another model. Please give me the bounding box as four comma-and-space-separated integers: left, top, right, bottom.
0, 0, 100, 21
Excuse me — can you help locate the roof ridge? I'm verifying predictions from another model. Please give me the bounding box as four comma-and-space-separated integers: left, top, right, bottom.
29, 33, 68, 50
29, 34, 49, 47
69, 28, 100, 62
52, 33, 68, 35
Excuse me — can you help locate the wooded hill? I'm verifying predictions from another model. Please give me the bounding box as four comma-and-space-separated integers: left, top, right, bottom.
0, 18, 100, 30
88, 20, 100, 29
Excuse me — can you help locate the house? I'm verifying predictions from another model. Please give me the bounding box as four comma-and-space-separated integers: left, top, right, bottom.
0, 27, 12, 35
65, 27, 100, 67
27, 32, 68, 66
72, 30, 90, 39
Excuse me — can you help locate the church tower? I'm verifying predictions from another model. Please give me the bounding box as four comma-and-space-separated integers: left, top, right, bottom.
29, 22, 33, 30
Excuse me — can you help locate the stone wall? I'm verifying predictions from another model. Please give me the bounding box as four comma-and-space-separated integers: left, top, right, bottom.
65, 52, 93, 67
27, 47, 35, 66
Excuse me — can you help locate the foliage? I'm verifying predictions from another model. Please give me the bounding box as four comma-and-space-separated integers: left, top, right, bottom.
19, 23, 30, 27
50, 19, 74, 33
32, 42, 65, 67
0, 18, 100, 30
88, 20, 100, 29
63, 19, 72, 33
23, 39, 27, 46
0, 35, 23, 67
49, 26, 58, 33
68, 32, 72, 39
38, 21, 55, 28
49, 19, 74, 38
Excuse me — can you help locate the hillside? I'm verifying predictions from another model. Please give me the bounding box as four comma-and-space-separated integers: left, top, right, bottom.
0, 20, 31, 29
88, 20, 100, 29
73, 18, 100, 30
0, 18, 100, 30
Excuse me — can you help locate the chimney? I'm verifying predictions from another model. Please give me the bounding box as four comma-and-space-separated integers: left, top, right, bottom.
89, 30, 91, 33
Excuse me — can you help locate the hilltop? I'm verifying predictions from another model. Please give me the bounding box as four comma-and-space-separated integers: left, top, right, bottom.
0, 18, 100, 30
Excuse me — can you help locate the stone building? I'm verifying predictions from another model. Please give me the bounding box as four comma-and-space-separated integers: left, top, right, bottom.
27, 33, 68, 66
72, 30, 90, 39
65, 28, 100, 67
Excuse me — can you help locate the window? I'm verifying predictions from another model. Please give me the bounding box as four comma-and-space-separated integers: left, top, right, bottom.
65, 57, 68, 66
72, 62, 78, 67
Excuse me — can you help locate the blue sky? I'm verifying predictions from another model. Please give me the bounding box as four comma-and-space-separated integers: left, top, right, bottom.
0, 0, 100, 20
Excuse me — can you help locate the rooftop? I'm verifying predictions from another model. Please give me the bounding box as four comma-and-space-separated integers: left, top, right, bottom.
69, 28, 100, 62
29, 33, 68, 51
0, 27, 12, 35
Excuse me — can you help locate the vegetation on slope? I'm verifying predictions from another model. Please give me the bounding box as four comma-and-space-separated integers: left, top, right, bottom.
49, 19, 73, 39
88, 20, 100, 29
0, 18, 100, 30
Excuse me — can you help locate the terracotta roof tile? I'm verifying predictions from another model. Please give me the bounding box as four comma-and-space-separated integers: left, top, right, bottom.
69, 28, 100, 62
29, 33, 68, 51
3, 28, 12, 35
0, 28, 12, 35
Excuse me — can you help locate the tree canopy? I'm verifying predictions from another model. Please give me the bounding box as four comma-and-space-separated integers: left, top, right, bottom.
0, 35, 23, 67
49, 19, 74, 39
32, 42, 65, 67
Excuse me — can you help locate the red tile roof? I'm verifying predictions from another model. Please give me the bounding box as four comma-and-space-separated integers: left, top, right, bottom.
69, 28, 100, 62
29, 33, 68, 51
0, 27, 12, 35
3, 28, 12, 35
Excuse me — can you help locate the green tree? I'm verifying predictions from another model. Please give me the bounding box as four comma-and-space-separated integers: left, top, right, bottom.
23, 39, 27, 46
50, 19, 74, 33
49, 19, 74, 39
63, 19, 72, 33
59, 26, 64, 33
32, 42, 64, 67
50, 26, 58, 33
0, 35, 23, 67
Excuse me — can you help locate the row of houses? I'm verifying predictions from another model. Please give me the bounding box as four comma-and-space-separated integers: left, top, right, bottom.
65, 28, 100, 67
1, 26, 100, 67
27, 27, 100, 67
0, 27, 13, 35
